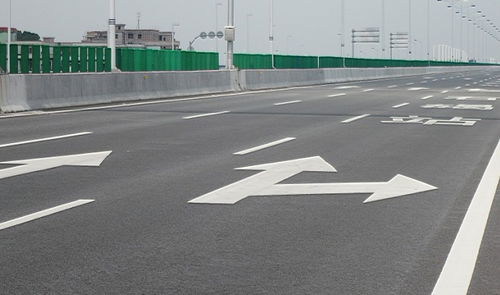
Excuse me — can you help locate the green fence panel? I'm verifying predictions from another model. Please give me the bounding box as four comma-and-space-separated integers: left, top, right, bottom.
88, 47, 96, 72
31, 45, 41, 74
105, 48, 111, 72
52, 47, 62, 73
9, 45, 18, 73
41, 46, 51, 73
70, 46, 79, 73
80, 47, 88, 72
96, 47, 104, 72
20, 45, 30, 73
0, 44, 6, 72
61, 47, 70, 73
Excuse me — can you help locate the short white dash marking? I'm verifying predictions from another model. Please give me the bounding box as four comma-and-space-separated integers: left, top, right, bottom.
0, 132, 93, 149
362, 89, 375, 92
432, 139, 500, 295
421, 95, 434, 100
387, 85, 398, 88
274, 100, 302, 106
392, 103, 410, 109
234, 137, 296, 155
328, 93, 347, 98
441, 90, 449, 94
406, 83, 415, 86
455, 87, 462, 90
0, 200, 95, 231
183, 111, 230, 120
334, 86, 359, 89
341, 114, 371, 124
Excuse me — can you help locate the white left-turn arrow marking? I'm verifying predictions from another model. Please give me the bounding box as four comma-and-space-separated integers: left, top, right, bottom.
0, 151, 112, 180
188, 156, 437, 205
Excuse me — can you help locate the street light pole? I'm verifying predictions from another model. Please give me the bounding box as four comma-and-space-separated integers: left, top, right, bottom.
381, 0, 386, 58
427, 0, 430, 65
409, 0, 412, 57
226, 0, 235, 70
7, 0, 12, 73
171, 23, 180, 50
341, 0, 346, 67
269, 0, 275, 69
108, 0, 117, 71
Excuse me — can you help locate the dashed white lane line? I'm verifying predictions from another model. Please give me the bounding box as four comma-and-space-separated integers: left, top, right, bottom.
341, 114, 371, 124
328, 93, 347, 98
406, 83, 415, 86
432, 139, 500, 295
362, 89, 375, 93
0, 200, 95, 231
234, 137, 296, 155
441, 90, 450, 94
392, 103, 410, 109
455, 87, 462, 90
421, 95, 434, 100
274, 100, 302, 106
0, 132, 92, 149
335, 86, 359, 89
183, 111, 230, 120
387, 85, 398, 88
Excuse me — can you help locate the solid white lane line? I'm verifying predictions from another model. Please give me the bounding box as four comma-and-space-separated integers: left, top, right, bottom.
341, 114, 371, 124
274, 100, 302, 106
421, 95, 434, 100
362, 89, 375, 92
234, 137, 296, 156
392, 103, 410, 109
0, 132, 93, 149
183, 111, 230, 120
328, 93, 347, 98
0, 200, 95, 231
432, 139, 500, 295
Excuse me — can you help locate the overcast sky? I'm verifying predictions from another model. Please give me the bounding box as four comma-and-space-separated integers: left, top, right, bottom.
1, 0, 499, 62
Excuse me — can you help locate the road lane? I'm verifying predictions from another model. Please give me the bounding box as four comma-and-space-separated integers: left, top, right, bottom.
0, 69, 499, 294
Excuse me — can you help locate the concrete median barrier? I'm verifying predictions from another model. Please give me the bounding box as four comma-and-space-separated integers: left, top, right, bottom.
0, 66, 493, 113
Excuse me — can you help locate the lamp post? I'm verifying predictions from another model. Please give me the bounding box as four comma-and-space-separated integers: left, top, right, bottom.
341, 0, 346, 67
226, 0, 235, 70
108, 0, 117, 71
171, 23, 180, 50
427, 0, 431, 65
7, 0, 12, 73
381, 0, 386, 58
409, 0, 412, 57
246, 13, 253, 53
269, 0, 275, 69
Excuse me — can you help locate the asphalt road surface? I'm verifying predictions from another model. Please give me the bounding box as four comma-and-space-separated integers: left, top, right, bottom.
1, 69, 499, 295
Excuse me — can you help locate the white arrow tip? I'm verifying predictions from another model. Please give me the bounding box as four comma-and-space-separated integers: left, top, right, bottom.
1, 151, 113, 167
363, 174, 438, 203
236, 156, 337, 173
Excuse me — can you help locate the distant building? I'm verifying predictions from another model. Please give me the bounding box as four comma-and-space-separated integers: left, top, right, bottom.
0, 27, 18, 43
82, 24, 180, 49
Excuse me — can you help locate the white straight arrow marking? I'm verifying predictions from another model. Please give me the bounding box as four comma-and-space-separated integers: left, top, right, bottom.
0, 200, 95, 231
188, 157, 437, 205
0, 151, 112, 180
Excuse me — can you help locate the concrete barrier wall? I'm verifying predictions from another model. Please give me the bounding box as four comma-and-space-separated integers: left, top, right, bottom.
0, 70, 239, 113
0, 66, 493, 113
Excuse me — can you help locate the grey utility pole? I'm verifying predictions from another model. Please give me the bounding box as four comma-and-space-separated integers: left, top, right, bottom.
269, 0, 275, 69
7, 0, 12, 73
108, 0, 117, 71
226, 0, 235, 69
341, 0, 346, 67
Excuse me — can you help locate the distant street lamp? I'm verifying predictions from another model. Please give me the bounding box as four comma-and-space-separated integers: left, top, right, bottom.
108, 0, 117, 71
269, 0, 275, 68
171, 23, 180, 50
7, 0, 12, 73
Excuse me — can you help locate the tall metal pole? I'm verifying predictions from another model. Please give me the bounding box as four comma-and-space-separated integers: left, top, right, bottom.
341, 0, 346, 67
427, 0, 431, 65
226, 0, 234, 70
6, 0, 12, 73
381, 0, 385, 58
270, 0, 275, 69
408, 0, 412, 57
450, 4, 454, 61
108, 0, 117, 71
